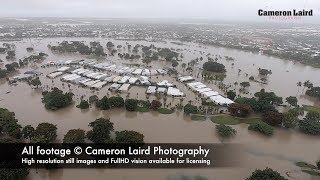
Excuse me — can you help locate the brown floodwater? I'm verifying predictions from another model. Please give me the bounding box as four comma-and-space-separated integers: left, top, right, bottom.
0, 37, 320, 180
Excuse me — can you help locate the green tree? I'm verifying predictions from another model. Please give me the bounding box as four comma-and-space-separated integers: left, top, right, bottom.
87, 118, 114, 143
150, 100, 162, 110
30, 77, 42, 88
115, 130, 144, 143
299, 112, 320, 135
226, 90, 236, 100
285, 96, 298, 107
33, 123, 57, 143
246, 167, 287, 180
96, 96, 110, 110
262, 111, 283, 126
202, 61, 226, 73
77, 100, 89, 109
63, 129, 86, 143
305, 86, 320, 100
42, 87, 73, 110
0, 108, 22, 139
183, 104, 198, 114
125, 99, 138, 111
282, 112, 298, 128
240, 81, 250, 89
0, 69, 8, 78
108, 96, 125, 108
317, 160, 320, 169
171, 60, 179, 68
216, 124, 237, 138
22, 125, 35, 140
0, 137, 29, 179
228, 103, 252, 117
248, 122, 274, 136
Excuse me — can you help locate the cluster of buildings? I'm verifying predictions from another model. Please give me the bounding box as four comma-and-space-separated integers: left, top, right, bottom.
178, 76, 234, 106
146, 80, 184, 97
47, 66, 153, 92
45, 60, 168, 76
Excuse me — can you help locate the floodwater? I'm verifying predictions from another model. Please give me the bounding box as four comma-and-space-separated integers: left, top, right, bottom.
0, 37, 320, 180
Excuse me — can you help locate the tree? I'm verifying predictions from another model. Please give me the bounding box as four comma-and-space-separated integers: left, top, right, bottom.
282, 112, 298, 128
22, 125, 35, 140
216, 124, 237, 138
240, 82, 250, 89
30, 77, 42, 88
115, 130, 144, 143
317, 160, 320, 169
228, 103, 252, 117
150, 100, 162, 110
142, 58, 151, 66
262, 111, 283, 126
0, 108, 22, 139
41, 87, 73, 110
258, 68, 272, 76
96, 96, 110, 110
33, 123, 57, 143
0, 69, 8, 78
285, 96, 298, 107
202, 61, 226, 73
305, 86, 320, 100
125, 99, 138, 111
89, 95, 99, 104
63, 129, 86, 143
299, 111, 320, 135
246, 167, 287, 180
108, 96, 125, 108
87, 118, 114, 143
184, 104, 198, 114
77, 100, 89, 109
0, 137, 30, 179
171, 60, 179, 68
106, 41, 115, 49
226, 90, 236, 100
248, 122, 274, 136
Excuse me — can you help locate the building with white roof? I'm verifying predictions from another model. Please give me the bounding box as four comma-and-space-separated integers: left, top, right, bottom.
112, 76, 122, 83
167, 87, 184, 97
157, 80, 174, 87
118, 84, 131, 92
109, 83, 121, 91
91, 81, 107, 89
128, 77, 139, 84
57, 66, 70, 72
132, 69, 143, 75
47, 72, 64, 79
201, 91, 219, 98
178, 76, 194, 82
146, 86, 157, 94
210, 95, 234, 106
118, 76, 130, 84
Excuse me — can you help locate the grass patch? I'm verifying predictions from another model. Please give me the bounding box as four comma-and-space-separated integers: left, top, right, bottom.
158, 108, 174, 114
191, 115, 207, 121
211, 115, 240, 125
135, 106, 150, 112
210, 115, 262, 125
303, 105, 320, 113
295, 162, 318, 169
301, 170, 320, 176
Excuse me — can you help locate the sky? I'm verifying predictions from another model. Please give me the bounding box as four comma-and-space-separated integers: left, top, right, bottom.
0, 0, 319, 22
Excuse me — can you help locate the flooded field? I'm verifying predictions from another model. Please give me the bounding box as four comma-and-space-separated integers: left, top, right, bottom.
1, 37, 320, 180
